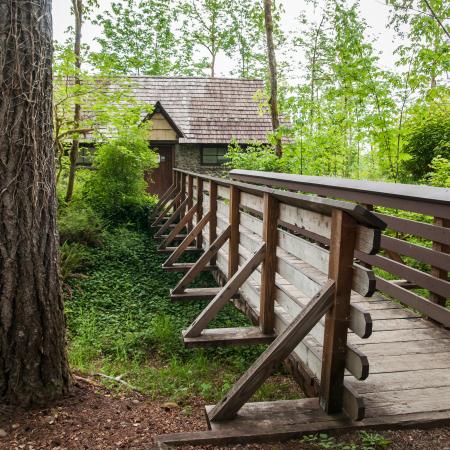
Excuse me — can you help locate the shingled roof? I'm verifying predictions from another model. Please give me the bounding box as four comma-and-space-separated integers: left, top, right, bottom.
132, 76, 274, 144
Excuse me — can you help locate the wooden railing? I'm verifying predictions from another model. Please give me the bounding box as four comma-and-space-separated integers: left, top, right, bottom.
151, 168, 387, 421
230, 170, 450, 328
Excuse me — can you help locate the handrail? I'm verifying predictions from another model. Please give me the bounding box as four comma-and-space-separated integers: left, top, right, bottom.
229, 170, 450, 218
229, 169, 450, 325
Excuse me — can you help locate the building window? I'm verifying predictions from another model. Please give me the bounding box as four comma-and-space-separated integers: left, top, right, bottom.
201, 146, 228, 166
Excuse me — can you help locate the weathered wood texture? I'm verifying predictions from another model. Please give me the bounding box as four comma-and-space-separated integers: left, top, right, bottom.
154, 169, 450, 443
230, 169, 450, 326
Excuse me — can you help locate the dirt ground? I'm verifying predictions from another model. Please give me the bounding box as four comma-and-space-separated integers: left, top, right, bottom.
0, 377, 448, 450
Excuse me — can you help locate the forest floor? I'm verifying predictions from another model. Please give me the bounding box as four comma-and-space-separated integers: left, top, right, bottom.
0, 377, 449, 450
0, 227, 448, 450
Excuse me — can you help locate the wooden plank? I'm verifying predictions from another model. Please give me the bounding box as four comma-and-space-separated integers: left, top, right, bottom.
162, 211, 211, 268
208, 281, 335, 422
187, 174, 194, 232
172, 226, 230, 294
170, 287, 222, 301
370, 318, 430, 331
375, 277, 450, 327
228, 185, 240, 278
149, 183, 175, 220
238, 208, 375, 297
182, 327, 277, 348
351, 368, 450, 394
321, 211, 358, 415
184, 243, 266, 338
368, 352, 450, 374
260, 193, 279, 333
157, 246, 199, 253
348, 327, 450, 345
356, 339, 450, 357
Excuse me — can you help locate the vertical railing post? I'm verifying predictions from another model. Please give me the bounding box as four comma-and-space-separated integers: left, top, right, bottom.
196, 177, 204, 249
181, 173, 187, 218
260, 193, 279, 334
430, 217, 449, 306
320, 209, 357, 414
228, 185, 240, 278
209, 180, 218, 265
187, 174, 194, 232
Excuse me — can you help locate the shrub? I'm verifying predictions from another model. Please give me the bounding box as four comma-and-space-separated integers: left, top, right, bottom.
86, 132, 158, 225
424, 155, 450, 187
59, 241, 92, 282
58, 203, 106, 246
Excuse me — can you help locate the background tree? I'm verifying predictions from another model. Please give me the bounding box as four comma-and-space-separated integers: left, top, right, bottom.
179, 0, 235, 77
94, 0, 179, 75
0, 0, 70, 406
263, 0, 282, 157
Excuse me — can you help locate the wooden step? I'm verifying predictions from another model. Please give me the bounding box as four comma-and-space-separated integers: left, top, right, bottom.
162, 263, 216, 272
170, 287, 222, 301
158, 234, 187, 240
182, 327, 277, 348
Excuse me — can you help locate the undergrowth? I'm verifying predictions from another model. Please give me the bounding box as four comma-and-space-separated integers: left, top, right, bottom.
65, 226, 301, 404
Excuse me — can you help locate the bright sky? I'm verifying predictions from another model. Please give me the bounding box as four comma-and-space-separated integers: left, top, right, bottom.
52, 0, 399, 76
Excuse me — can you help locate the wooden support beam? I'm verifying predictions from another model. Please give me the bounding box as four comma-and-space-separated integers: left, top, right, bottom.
430, 217, 449, 307
172, 226, 231, 294
155, 196, 188, 237
159, 201, 199, 249
187, 174, 194, 232
149, 183, 176, 221
320, 210, 358, 415
196, 178, 204, 249
209, 180, 218, 265
208, 281, 335, 422
182, 327, 277, 348
184, 243, 266, 338
152, 191, 182, 227
228, 185, 240, 278
171, 287, 222, 301
260, 193, 279, 334
163, 211, 211, 268
163, 263, 216, 272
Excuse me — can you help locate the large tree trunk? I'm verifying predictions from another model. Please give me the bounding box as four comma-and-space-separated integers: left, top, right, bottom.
65, 0, 83, 203
0, 0, 70, 406
263, 0, 282, 157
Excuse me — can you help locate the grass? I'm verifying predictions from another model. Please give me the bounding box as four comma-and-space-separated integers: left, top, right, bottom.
65, 226, 301, 404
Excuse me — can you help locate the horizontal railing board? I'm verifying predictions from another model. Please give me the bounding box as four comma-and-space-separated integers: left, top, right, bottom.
239, 191, 380, 255
374, 212, 450, 246
380, 235, 450, 272
230, 169, 450, 218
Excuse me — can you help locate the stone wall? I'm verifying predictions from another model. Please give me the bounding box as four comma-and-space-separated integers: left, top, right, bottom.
174, 144, 228, 177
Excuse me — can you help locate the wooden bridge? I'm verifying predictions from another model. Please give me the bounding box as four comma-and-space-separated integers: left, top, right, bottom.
151, 169, 450, 447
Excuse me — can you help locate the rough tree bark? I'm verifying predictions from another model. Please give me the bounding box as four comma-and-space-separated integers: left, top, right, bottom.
65, 0, 83, 203
0, 0, 70, 406
263, 0, 282, 157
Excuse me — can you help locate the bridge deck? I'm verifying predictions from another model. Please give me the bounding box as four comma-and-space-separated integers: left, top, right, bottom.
347, 293, 450, 422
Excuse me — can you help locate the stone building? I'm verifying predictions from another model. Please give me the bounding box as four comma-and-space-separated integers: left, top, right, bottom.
134, 77, 275, 196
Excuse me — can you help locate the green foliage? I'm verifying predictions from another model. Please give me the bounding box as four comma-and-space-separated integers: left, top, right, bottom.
59, 242, 93, 282
425, 155, 450, 187
59, 203, 105, 246
403, 102, 450, 180
85, 132, 158, 225
225, 140, 289, 172
93, 0, 180, 75
299, 431, 391, 449
65, 227, 299, 402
